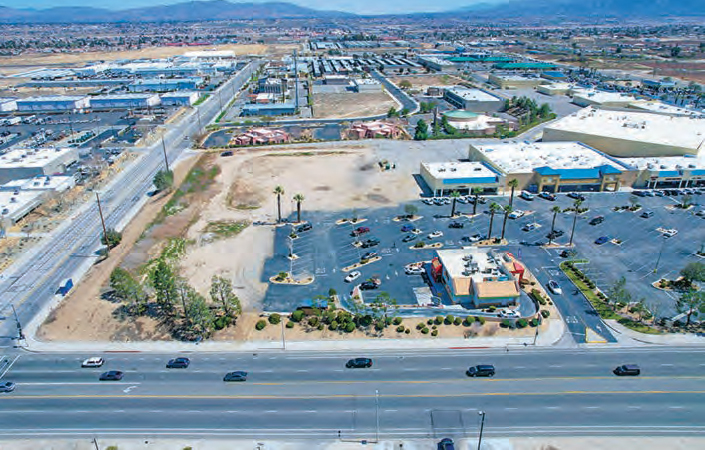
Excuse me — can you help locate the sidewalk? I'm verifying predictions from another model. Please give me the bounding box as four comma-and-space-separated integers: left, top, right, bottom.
606, 319, 705, 345
19, 318, 567, 354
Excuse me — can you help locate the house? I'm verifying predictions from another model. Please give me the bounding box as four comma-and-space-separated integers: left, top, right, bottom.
347, 121, 403, 139
231, 128, 291, 146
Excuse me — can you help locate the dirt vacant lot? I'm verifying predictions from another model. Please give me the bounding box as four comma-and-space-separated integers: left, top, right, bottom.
313, 91, 397, 118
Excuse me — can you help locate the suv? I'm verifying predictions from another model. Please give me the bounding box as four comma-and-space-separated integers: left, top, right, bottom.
589, 216, 604, 225
466, 364, 495, 377
360, 238, 380, 248
448, 222, 464, 229
351, 226, 370, 236
297, 223, 313, 233
438, 438, 455, 450
567, 192, 586, 201
346, 358, 373, 369
641, 211, 654, 218
539, 191, 556, 201
613, 364, 640, 376
166, 357, 190, 369
546, 229, 564, 240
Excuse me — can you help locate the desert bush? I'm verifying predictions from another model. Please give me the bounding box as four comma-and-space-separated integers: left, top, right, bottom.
434, 316, 443, 325
286, 321, 295, 328
344, 322, 356, 333
396, 325, 405, 332
516, 318, 528, 328
541, 310, 550, 318
268, 313, 281, 325
464, 316, 475, 326
308, 316, 320, 327
405, 329, 411, 334
476, 316, 486, 325
393, 317, 403, 325
421, 327, 430, 334
444, 315, 454, 325
291, 310, 304, 322
453, 317, 462, 326
255, 319, 267, 331
431, 330, 438, 336
501, 319, 513, 328
329, 321, 339, 331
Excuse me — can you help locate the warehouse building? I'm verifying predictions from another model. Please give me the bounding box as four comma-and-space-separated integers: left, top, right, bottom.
241, 103, 297, 117
128, 77, 204, 93
469, 141, 633, 193
0, 175, 76, 193
443, 87, 503, 112
417, 55, 455, 71
542, 108, 705, 157
160, 92, 202, 106
488, 74, 546, 89
420, 161, 503, 196
352, 78, 383, 92
16, 96, 90, 112
89, 94, 161, 109
571, 90, 638, 108
0, 147, 79, 184
442, 110, 514, 135
0, 190, 44, 225
537, 83, 574, 96
0, 98, 18, 112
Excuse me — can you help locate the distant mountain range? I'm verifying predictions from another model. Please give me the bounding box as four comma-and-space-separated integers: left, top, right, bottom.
0, 0, 702, 23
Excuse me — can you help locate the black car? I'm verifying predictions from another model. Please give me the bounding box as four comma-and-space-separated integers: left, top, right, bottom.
448, 222, 464, 229
166, 357, 190, 369
589, 216, 604, 226
223, 371, 248, 382
220, 150, 234, 157
297, 223, 313, 233
360, 238, 380, 248
361, 251, 378, 260
546, 229, 564, 239
359, 280, 379, 290
613, 364, 640, 376
438, 438, 455, 450
402, 234, 416, 243
99, 370, 124, 381
346, 358, 373, 368
466, 364, 495, 377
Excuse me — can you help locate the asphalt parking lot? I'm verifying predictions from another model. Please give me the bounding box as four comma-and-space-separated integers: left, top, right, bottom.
260, 189, 704, 344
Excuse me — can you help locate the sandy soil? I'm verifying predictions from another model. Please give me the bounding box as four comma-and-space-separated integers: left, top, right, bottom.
313, 91, 396, 119
389, 74, 464, 88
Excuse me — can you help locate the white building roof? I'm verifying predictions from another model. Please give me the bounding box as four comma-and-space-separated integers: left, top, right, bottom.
628, 100, 700, 117
544, 108, 705, 153
572, 89, 637, 105
0, 175, 75, 192
0, 147, 76, 169
472, 141, 620, 174
17, 96, 87, 103
0, 190, 43, 222
445, 87, 500, 102
617, 154, 705, 172
438, 248, 504, 281
422, 161, 498, 180
92, 94, 160, 100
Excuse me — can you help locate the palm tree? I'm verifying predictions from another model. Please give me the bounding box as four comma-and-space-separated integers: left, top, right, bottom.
507, 179, 519, 207
293, 193, 304, 223
487, 202, 501, 240
548, 206, 562, 245
500, 205, 513, 241
568, 199, 583, 247
449, 190, 461, 217
273, 185, 284, 223
471, 187, 483, 216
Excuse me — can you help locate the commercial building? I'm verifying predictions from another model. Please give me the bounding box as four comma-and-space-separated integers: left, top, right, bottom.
488, 74, 545, 89
443, 87, 503, 112
626, 100, 699, 117
352, 78, 383, 92
618, 155, 705, 189
0, 147, 79, 184
231, 128, 290, 146
128, 77, 204, 93
493, 62, 557, 71
0, 98, 18, 112
541, 71, 568, 81
16, 96, 89, 112
537, 83, 574, 96
431, 248, 523, 308
542, 108, 705, 157
417, 55, 455, 71
0, 175, 75, 193
89, 94, 161, 109
160, 92, 201, 106
442, 110, 514, 135
241, 103, 296, 117
420, 161, 503, 196
347, 121, 404, 139
469, 141, 632, 193
0, 190, 44, 225
322, 75, 351, 86
571, 90, 637, 108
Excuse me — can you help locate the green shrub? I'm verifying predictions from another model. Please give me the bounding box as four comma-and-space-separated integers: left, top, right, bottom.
434, 315, 443, 325
476, 316, 486, 325
308, 316, 320, 327
213, 315, 232, 330
286, 321, 295, 328
184, 447, 193, 450
464, 316, 475, 326
444, 315, 454, 325
268, 313, 281, 325
516, 318, 528, 328
291, 310, 304, 322
540, 310, 550, 318
405, 329, 411, 334
344, 322, 356, 333
501, 319, 513, 328
396, 325, 405, 332
432, 325, 437, 330
329, 321, 339, 331
417, 322, 426, 330
421, 327, 430, 334
393, 317, 403, 325
529, 318, 540, 327
107, 447, 119, 450
453, 317, 463, 326
487, 306, 496, 313
255, 319, 267, 331
318, 324, 324, 331
431, 330, 438, 336
427, 319, 434, 325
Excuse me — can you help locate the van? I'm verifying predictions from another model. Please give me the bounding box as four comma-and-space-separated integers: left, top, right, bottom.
466, 364, 495, 377
641, 211, 654, 218
613, 364, 640, 376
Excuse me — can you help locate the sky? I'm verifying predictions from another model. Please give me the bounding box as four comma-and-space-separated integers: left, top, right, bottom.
1, 0, 505, 15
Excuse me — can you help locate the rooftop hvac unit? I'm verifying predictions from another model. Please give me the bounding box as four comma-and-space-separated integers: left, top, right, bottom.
10, 197, 16, 203
660, 165, 667, 169
2, 208, 8, 215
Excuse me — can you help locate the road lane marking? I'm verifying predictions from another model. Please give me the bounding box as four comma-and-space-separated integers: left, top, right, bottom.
19, 382, 143, 386
0, 355, 20, 379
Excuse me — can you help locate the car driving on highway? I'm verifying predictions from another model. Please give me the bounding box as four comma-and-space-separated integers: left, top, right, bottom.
99, 370, 124, 381
346, 358, 373, 368
166, 357, 190, 369
466, 365, 495, 377
0, 381, 15, 393
81, 357, 104, 368
223, 371, 248, 382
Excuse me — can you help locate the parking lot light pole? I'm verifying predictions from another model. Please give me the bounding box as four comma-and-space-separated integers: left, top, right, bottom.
653, 235, 667, 273
477, 411, 486, 450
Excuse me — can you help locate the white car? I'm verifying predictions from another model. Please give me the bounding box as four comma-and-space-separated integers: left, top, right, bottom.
81, 357, 105, 368
467, 234, 482, 242
422, 198, 434, 205
498, 309, 520, 318
404, 263, 425, 275
345, 271, 362, 283
427, 231, 443, 239
508, 209, 525, 219
547, 280, 562, 295
519, 191, 534, 201
662, 229, 678, 238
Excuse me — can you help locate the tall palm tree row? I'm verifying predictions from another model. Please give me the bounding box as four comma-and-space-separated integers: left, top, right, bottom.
449, 190, 461, 217
487, 202, 501, 240
293, 193, 305, 224
507, 179, 519, 208
471, 187, 483, 216
548, 206, 562, 245
568, 199, 583, 246
500, 205, 513, 241
273, 185, 284, 223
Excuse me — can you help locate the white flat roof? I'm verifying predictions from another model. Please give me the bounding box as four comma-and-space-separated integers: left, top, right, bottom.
17, 96, 86, 103
438, 248, 502, 280
492, 73, 540, 81
445, 87, 500, 102
471, 141, 620, 174
1, 175, 74, 192
617, 154, 705, 171
422, 161, 498, 180
545, 108, 705, 151
0, 190, 43, 220
572, 89, 637, 104
92, 94, 160, 100
628, 100, 700, 117
0, 147, 75, 169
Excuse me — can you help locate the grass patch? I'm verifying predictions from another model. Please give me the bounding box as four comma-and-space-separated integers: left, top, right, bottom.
193, 94, 210, 106
617, 317, 663, 335
234, 204, 261, 210
560, 261, 620, 320
204, 220, 250, 239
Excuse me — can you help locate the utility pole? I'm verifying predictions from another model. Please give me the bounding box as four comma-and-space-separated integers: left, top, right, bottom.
92, 438, 99, 450
11, 304, 23, 341
375, 389, 380, 443
477, 411, 486, 450
161, 137, 170, 172
281, 320, 286, 350
96, 192, 109, 255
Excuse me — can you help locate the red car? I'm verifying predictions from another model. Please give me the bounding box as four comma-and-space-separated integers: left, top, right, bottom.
351, 226, 370, 236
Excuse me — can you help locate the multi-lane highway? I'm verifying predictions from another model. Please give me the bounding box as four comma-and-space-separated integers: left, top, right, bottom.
0, 61, 260, 343
0, 347, 704, 439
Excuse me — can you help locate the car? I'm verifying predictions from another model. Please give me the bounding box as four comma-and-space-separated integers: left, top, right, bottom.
697, 210, 705, 217
427, 231, 443, 239
99, 370, 124, 381
359, 280, 379, 290
346, 358, 372, 368
422, 198, 434, 205
641, 211, 654, 218
223, 371, 248, 382
595, 236, 610, 245
345, 271, 362, 282
405, 263, 425, 275
0, 382, 16, 393
81, 357, 104, 368
613, 364, 640, 376
361, 251, 378, 260
448, 222, 464, 229
589, 216, 605, 226
467, 234, 482, 242
438, 437, 455, 450
546, 229, 564, 239
401, 224, 414, 232
402, 234, 416, 243
632, 190, 646, 197
519, 191, 534, 201
567, 192, 586, 201
522, 222, 538, 232
662, 229, 678, 238
644, 190, 655, 197
351, 226, 370, 236
166, 357, 190, 369
547, 280, 562, 295
466, 364, 495, 377
498, 309, 520, 318
539, 191, 556, 201
220, 150, 234, 157
476, 197, 487, 204
360, 238, 380, 248
296, 223, 313, 233
508, 209, 525, 219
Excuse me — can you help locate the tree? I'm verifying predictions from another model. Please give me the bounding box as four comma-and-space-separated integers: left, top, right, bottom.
153, 169, 174, 192
487, 202, 501, 240
184, 289, 215, 337
414, 119, 428, 141
606, 276, 632, 308
209, 275, 242, 317
537, 103, 552, 118
273, 185, 284, 223
676, 290, 705, 326
670, 46, 682, 58
681, 194, 693, 209
101, 228, 122, 249
568, 199, 583, 247
500, 205, 512, 240
400, 107, 410, 117
449, 190, 461, 217
387, 106, 398, 118
293, 193, 304, 223
404, 203, 418, 218
681, 262, 705, 285
399, 80, 412, 90
507, 179, 519, 207
548, 206, 562, 245
109, 267, 146, 309
150, 258, 177, 315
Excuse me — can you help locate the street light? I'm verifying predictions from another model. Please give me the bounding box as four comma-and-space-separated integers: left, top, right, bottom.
653, 234, 668, 273
477, 410, 486, 450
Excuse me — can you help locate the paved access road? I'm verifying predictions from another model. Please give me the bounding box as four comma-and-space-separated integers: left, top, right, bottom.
0, 347, 704, 439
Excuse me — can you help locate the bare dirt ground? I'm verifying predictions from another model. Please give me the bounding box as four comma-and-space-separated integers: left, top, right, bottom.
389, 74, 464, 88
313, 92, 396, 118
